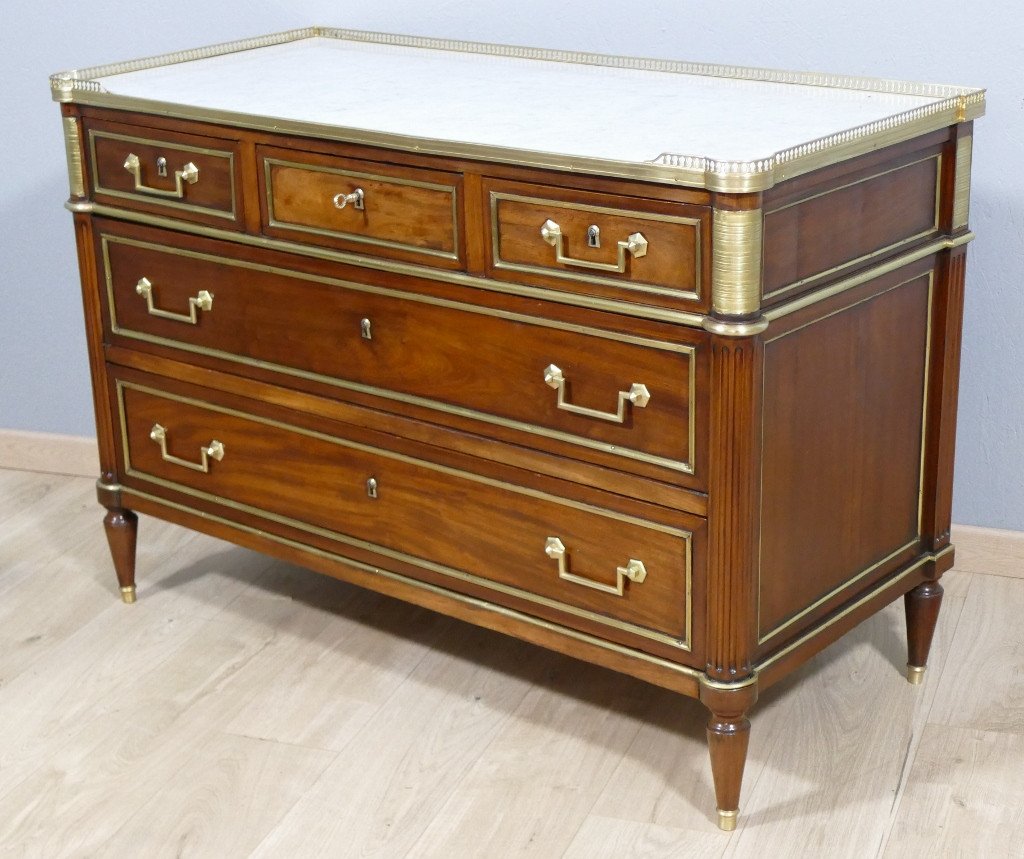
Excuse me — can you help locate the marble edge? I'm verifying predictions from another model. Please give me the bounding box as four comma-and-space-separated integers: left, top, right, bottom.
48, 25, 987, 192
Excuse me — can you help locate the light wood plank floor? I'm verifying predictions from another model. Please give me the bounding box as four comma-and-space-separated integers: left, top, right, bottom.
0, 468, 1021, 858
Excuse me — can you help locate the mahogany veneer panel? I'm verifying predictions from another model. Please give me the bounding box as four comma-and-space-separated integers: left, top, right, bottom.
763, 153, 941, 300
759, 273, 931, 641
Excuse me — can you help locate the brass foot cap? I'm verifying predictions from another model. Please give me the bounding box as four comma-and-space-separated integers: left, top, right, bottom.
120, 585, 137, 605
906, 664, 926, 685
717, 809, 738, 832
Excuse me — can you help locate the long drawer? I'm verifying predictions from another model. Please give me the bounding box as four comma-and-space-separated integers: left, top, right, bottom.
98, 223, 699, 479
112, 373, 697, 647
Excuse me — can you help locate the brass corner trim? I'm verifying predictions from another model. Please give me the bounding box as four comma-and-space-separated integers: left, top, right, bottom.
702, 316, 769, 338
698, 672, 759, 694
95, 478, 124, 507
711, 208, 763, 317
65, 199, 95, 213
62, 116, 85, 198
952, 133, 974, 230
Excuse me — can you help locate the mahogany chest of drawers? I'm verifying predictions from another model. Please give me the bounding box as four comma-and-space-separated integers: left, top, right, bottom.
51, 27, 983, 830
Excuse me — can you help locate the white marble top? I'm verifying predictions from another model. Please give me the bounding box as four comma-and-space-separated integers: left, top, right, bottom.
86, 36, 961, 167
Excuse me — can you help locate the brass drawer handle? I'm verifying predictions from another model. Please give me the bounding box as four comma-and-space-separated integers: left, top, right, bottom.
540, 219, 647, 272
123, 153, 199, 198
333, 188, 365, 210
543, 364, 650, 424
135, 277, 212, 324
545, 537, 647, 596
149, 423, 225, 473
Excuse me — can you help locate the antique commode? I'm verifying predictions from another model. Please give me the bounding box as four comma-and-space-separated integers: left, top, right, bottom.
50, 28, 983, 829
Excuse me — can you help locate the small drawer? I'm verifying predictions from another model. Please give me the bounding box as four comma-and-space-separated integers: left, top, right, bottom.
99, 223, 700, 482
114, 376, 697, 647
485, 178, 708, 312
86, 119, 242, 228
259, 146, 464, 269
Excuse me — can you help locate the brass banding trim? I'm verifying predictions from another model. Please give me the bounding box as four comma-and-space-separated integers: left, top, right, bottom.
88, 203, 708, 328
757, 272, 934, 643
952, 134, 973, 230
711, 208, 763, 317
87, 129, 237, 220
121, 483, 704, 680
62, 116, 85, 198
763, 154, 943, 302
756, 546, 954, 674
116, 380, 693, 650
764, 233, 973, 323
103, 234, 698, 475
51, 27, 985, 192
490, 192, 702, 301
701, 317, 768, 337
263, 156, 460, 261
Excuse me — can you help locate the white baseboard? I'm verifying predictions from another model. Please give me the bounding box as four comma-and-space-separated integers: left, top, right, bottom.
0, 429, 98, 478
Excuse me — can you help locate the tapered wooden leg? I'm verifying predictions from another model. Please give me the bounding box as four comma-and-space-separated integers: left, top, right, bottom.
706, 707, 751, 831
904, 580, 943, 684
103, 508, 138, 604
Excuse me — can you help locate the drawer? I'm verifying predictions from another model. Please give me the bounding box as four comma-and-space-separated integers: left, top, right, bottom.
85, 119, 242, 228
259, 146, 464, 269
485, 178, 708, 312
99, 224, 699, 480
114, 376, 696, 646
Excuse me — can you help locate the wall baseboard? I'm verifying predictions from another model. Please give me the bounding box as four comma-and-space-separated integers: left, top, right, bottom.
951, 524, 1024, 580
0, 429, 98, 478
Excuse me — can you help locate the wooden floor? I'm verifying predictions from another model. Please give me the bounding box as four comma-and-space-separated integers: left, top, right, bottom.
1, 468, 1022, 858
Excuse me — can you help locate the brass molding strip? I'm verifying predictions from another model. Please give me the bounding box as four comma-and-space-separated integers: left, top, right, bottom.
121, 483, 704, 679
489, 192, 702, 302
763, 232, 974, 323
701, 317, 768, 337
711, 208, 763, 317
762, 154, 943, 302
62, 116, 85, 198
50, 27, 986, 192
757, 272, 934, 644
756, 545, 954, 674
699, 673, 759, 693
85, 203, 708, 329
116, 381, 692, 650
952, 134, 974, 230
87, 129, 237, 220
102, 234, 697, 475
264, 156, 461, 261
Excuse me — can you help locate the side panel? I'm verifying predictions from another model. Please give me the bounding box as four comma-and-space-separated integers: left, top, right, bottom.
757, 264, 933, 645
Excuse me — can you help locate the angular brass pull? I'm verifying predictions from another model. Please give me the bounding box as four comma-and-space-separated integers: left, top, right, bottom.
135, 277, 212, 324
543, 364, 650, 424
540, 219, 647, 272
123, 152, 199, 198
149, 424, 225, 473
544, 537, 647, 596
332, 188, 365, 210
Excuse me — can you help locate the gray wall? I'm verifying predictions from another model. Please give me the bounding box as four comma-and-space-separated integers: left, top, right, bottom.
2, 2, 1021, 529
